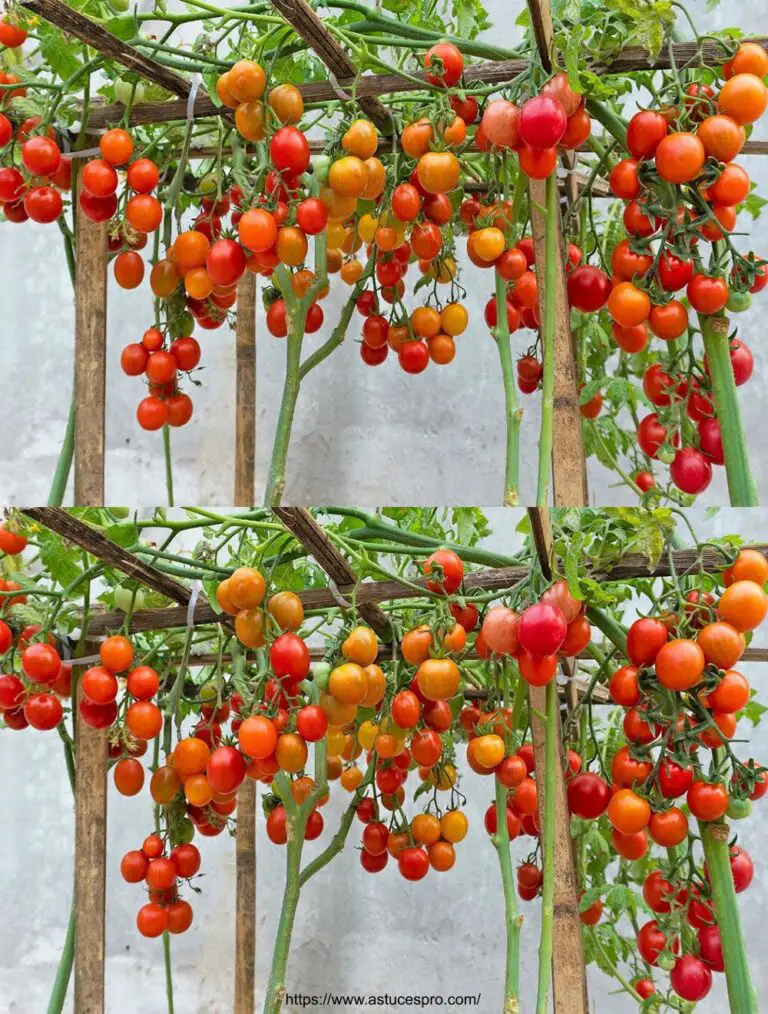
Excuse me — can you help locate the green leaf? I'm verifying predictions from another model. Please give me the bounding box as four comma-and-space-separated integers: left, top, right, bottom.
39, 22, 82, 79
38, 530, 83, 590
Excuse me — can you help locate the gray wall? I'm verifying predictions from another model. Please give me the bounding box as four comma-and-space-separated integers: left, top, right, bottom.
1, 507, 766, 1012
1, 3, 766, 507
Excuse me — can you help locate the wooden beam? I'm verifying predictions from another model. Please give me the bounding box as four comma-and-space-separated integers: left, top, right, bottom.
526, 507, 589, 1014
73, 645, 108, 1014
83, 37, 768, 129
234, 779, 257, 1014
272, 507, 392, 636
23, 0, 191, 99
79, 541, 768, 636
74, 146, 108, 505
20, 508, 234, 632
234, 273, 257, 507
269, 0, 391, 130
528, 0, 588, 507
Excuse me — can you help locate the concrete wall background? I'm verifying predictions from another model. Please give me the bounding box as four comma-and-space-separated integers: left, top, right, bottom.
0, 506, 766, 1012
1, 2, 766, 507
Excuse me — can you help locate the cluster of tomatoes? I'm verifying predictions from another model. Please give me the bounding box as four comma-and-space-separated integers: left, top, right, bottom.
121, 184, 256, 430
600, 42, 768, 495
120, 836, 200, 939
0, 116, 71, 224
559, 548, 768, 1002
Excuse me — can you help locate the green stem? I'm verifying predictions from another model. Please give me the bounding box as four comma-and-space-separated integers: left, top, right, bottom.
699, 314, 758, 506
699, 821, 758, 1014
536, 173, 558, 507
586, 605, 628, 657
495, 270, 522, 507
264, 828, 304, 1012
48, 395, 75, 506
46, 893, 76, 1014
535, 679, 558, 1014
162, 425, 175, 507
163, 931, 175, 1014
264, 267, 308, 507
492, 774, 522, 1012
586, 99, 627, 148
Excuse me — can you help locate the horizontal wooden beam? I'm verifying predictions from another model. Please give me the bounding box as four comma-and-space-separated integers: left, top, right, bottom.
80, 543, 768, 637
82, 36, 768, 129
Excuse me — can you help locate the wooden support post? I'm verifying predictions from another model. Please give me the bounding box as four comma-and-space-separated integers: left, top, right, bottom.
235, 779, 257, 1014
269, 0, 391, 130
73, 649, 108, 1014
526, 507, 589, 1014
235, 273, 257, 507
74, 156, 108, 505
272, 507, 392, 635
527, 0, 588, 507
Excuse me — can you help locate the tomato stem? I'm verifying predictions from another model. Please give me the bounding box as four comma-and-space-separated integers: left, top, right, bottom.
536, 173, 559, 507
699, 820, 758, 1014
163, 424, 175, 507
492, 767, 522, 1012
534, 677, 558, 1014
46, 889, 76, 1014
699, 313, 758, 506
48, 394, 76, 506
495, 269, 522, 506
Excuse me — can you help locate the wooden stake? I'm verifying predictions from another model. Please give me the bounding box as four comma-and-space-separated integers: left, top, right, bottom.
74, 651, 108, 1014
527, 0, 588, 507
74, 158, 108, 505
272, 508, 392, 635
235, 273, 257, 507
526, 507, 589, 1014
235, 779, 257, 1014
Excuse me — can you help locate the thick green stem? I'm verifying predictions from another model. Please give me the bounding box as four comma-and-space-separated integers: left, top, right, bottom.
263, 837, 303, 1014
163, 932, 175, 1014
495, 271, 522, 506
536, 174, 558, 507
699, 314, 758, 506
699, 821, 758, 1014
264, 324, 302, 508
46, 887, 75, 1014
586, 605, 627, 657
48, 395, 75, 506
162, 425, 175, 507
586, 99, 627, 147
492, 774, 522, 1013
535, 679, 558, 1014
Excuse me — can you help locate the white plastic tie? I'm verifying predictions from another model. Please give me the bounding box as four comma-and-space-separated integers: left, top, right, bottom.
187, 73, 202, 123
187, 580, 202, 631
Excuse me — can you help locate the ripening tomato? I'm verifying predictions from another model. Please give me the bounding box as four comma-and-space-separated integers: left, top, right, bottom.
567, 772, 610, 819
648, 807, 688, 847
481, 99, 520, 148
626, 110, 668, 159
518, 145, 558, 179
424, 548, 463, 594
687, 780, 728, 821
609, 159, 640, 199
424, 42, 463, 87
270, 126, 310, 174
655, 132, 705, 183
698, 114, 745, 162
648, 300, 688, 340
626, 617, 668, 666
717, 580, 768, 631
567, 265, 610, 312
718, 73, 768, 125
608, 282, 650, 327
670, 955, 712, 1002
519, 95, 567, 149
607, 788, 650, 834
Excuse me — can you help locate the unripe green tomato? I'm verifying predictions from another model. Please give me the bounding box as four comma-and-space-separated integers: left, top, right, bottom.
198, 680, 219, 703
657, 954, 675, 972
313, 661, 331, 691
109, 507, 130, 519
173, 818, 196, 845
171, 311, 195, 338
167, 798, 188, 820
657, 447, 675, 465
199, 171, 221, 195
114, 585, 147, 612
312, 155, 331, 185
114, 79, 146, 105
727, 797, 752, 820
727, 290, 752, 313
108, 0, 130, 12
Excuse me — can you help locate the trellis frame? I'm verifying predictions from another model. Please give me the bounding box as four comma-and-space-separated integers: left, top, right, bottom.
22, 0, 768, 505
16, 506, 768, 1012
